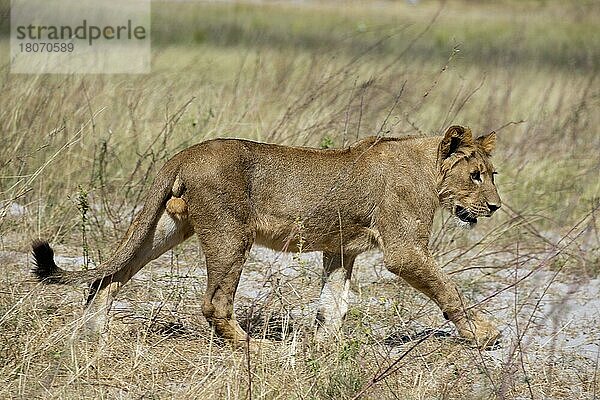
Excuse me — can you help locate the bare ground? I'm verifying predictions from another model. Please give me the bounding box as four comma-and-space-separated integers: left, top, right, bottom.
0, 230, 598, 399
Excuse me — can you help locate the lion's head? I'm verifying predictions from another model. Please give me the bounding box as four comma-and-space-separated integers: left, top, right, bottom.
437, 125, 501, 229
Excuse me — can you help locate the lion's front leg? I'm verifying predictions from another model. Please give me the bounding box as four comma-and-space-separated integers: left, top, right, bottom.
314, 252, 356, 342
385, 246, 500, 348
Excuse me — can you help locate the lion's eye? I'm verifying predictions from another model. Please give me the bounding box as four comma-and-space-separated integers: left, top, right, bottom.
470, 171, 481, 182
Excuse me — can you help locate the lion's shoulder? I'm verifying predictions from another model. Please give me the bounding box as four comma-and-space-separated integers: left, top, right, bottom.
348, 135, 428, 153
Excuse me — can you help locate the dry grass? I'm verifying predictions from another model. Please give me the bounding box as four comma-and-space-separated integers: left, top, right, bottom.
0, 1, 599, 399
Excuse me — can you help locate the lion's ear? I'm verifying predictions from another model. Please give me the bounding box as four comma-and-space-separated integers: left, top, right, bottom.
475, 132, 496, 155
439, 125, 473, 159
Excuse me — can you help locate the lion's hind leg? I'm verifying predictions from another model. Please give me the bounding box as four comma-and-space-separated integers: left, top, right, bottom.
83, 207, 194, 337
197, 225, 255, 347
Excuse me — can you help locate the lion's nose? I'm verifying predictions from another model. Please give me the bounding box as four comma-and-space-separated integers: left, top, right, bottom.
487, 202, 501, 213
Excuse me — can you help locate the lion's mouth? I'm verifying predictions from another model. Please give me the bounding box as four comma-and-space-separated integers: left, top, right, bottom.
455, 206, 478, 225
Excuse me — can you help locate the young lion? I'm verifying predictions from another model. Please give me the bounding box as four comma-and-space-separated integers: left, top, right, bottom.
32, 125, 502, 348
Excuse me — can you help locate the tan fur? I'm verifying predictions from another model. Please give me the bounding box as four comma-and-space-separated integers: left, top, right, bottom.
476, 131, 496, 155
38, 125, 502, 349
166, 197, 187, 219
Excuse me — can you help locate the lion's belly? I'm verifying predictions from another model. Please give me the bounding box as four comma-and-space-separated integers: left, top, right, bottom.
254, 214, 379, 254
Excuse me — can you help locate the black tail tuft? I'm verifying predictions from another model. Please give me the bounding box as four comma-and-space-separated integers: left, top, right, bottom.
31, 240, 63, 284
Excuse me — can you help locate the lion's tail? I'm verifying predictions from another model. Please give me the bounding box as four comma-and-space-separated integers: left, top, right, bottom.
32, 160, 182, 285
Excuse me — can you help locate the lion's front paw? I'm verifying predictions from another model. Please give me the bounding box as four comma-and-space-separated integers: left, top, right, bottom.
454, 311, 501, 349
